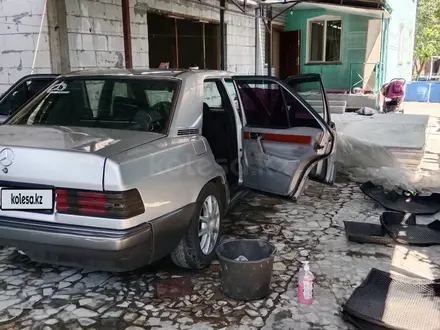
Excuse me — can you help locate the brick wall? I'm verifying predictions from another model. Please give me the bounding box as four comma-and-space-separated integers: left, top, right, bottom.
0, 0, 50, 94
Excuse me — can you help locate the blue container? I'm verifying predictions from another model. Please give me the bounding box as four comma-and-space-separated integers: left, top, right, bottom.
428, 83, 440, 103
405, 82, 430, 102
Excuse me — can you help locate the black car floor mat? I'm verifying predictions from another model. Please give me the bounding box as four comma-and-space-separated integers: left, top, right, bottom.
342, 268, 440, 330
343, 221, 395, 245
360, 181, 440, 215
344, 213, 440, 246
380, 212, 440, 245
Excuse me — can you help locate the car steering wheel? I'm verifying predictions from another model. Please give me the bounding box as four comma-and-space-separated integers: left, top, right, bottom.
151, 101, 172, 118
133, 101, 172, 132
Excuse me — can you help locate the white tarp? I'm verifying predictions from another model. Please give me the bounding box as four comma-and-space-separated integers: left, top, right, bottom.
335, 132, 440, 193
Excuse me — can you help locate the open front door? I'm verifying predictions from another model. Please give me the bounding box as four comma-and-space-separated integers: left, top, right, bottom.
233, 76, 335, 200
285, 74, 336, 184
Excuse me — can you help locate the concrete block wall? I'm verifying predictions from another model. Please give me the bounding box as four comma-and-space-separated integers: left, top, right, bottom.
65, 0, 126, 70
66, 0, 256, 73
225, 11, 255, 74
0, 0, 51, 94
65, 0, 148, 70
0, 0, 259, 93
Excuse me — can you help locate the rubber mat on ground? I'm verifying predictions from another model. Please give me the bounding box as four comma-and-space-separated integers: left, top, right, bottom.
360, 181, 440, 215
344, 213, 440, 246
380, 212, 440, 246
343, 221, 395, 245
342, 268, 440, 330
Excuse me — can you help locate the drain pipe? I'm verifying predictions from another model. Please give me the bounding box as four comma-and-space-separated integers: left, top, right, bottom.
31, 0, 48, 74
255, 7, 262, 74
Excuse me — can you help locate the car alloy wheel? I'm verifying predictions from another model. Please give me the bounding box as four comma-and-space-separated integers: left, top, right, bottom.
198, 195, 220, 255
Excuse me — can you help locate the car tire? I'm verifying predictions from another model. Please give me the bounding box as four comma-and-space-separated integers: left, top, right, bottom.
171, 182, 223, 270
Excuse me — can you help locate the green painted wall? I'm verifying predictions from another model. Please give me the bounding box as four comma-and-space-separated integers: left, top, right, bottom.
285, 9, 370, 90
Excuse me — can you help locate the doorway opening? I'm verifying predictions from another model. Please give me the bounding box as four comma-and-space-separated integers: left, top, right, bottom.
279, 30, 301, 80
202, 80, 239, 186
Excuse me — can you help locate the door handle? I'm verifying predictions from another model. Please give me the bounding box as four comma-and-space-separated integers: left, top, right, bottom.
257, 135, 268, 157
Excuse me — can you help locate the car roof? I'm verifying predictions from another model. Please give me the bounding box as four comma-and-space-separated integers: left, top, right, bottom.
19, 74, 59, 79
62, 68, 233, 80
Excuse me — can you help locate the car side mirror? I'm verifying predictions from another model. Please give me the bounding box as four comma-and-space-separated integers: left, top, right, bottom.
330, 121, 336, 129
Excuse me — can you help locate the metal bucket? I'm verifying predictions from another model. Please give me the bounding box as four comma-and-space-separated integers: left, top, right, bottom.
216, 239, 276, 300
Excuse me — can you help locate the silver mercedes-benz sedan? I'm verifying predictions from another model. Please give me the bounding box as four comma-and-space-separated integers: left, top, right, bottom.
0, 69, 336, 272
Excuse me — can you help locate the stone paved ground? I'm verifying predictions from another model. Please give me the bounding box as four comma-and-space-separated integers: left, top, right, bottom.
0, 180, 439, 330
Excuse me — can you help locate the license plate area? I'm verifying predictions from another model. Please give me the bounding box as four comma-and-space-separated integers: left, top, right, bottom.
1, 188, 54, 211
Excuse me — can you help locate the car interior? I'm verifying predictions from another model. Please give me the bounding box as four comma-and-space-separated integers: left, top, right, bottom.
10, 79, 176, 134
202, 80, 239, 186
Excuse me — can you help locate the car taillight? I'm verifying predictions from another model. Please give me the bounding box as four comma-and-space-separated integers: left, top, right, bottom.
55, 189, 145, 219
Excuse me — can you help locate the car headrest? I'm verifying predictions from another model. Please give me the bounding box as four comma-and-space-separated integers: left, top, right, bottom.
112, 97, 144, 120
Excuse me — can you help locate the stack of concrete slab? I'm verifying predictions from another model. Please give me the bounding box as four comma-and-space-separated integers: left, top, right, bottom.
307, 100, 347, 114
326, 93, 377, 110
299, 92, 347, 114
332, 113, 430, 172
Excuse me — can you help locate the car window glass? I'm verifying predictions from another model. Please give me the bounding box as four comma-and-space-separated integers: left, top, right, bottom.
0, 78, 55, 116
286, 79, 325, 120
224, 79, 240, 112
0, 84, 28, 116
235, 79, 321, 129
203, 81, 223, 109
26, 79, 53, 98
145, 89, 174, 107
112, 82, 129, 98
10, 78, 178, 134
235, 80, 288, 128
85, 81, 105, 116
282, 89, 321, 129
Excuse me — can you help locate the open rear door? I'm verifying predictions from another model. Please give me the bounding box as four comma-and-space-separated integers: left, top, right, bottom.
285, 74, 336, 184
233, 76, 335, 200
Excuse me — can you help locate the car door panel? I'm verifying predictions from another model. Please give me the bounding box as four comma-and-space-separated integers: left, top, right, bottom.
242, 127, 323, 196
233, 75, 335, 200
284, 73, 336, 184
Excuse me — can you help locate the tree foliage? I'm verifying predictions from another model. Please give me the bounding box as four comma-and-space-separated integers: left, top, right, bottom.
414, 0, 440, 76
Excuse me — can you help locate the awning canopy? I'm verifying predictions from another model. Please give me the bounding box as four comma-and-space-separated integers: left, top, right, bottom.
225, 0, 392, 19
260, 0, 387, 10
269, 1, 391, 19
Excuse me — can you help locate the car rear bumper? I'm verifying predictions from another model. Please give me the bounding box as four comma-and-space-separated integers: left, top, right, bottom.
0, 204, 195, 272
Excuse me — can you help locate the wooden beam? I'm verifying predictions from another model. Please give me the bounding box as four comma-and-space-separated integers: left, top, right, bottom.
47, 0, 70, 73
122, 0, 133, 69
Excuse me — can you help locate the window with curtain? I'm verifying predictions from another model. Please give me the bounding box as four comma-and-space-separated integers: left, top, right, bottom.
308, 18, 342, 63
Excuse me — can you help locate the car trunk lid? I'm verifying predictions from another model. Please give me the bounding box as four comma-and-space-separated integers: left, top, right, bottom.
0, 125, 164, 191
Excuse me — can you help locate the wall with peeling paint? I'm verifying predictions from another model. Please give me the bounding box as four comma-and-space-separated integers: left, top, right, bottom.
0, 0, 51, 94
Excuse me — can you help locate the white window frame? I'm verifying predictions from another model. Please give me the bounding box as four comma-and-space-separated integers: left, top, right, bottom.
306, 15, 343, 64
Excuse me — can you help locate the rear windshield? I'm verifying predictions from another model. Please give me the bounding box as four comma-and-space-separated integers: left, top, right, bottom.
7, 77, 179, 134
